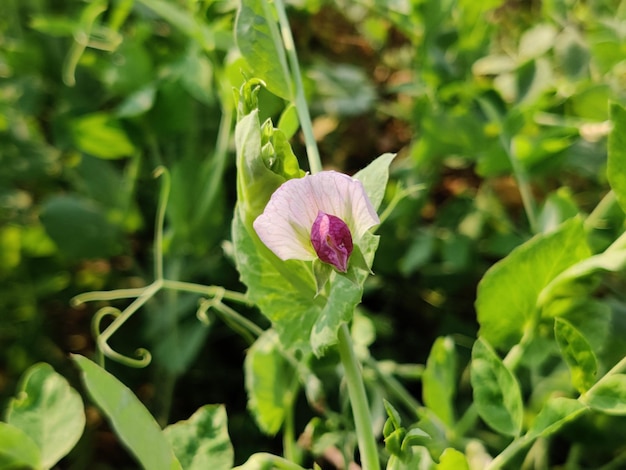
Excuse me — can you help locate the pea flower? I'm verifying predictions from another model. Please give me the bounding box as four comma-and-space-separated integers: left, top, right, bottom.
253, 171, 379, 272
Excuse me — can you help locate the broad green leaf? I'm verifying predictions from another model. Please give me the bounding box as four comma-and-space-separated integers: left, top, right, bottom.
585, 374, 626, 415
70, 113, 136, 159
539, 249, 626, 306
527, 397, 587, 439
232, 208, 319, 352
470, 338, 523, 436
476, 217, 590, 349
0, 422, 42, 470
608, 102, 626, 213
235, 0, 291, 100
277, 103, 299, 140
436, 448, 470, 470
554, 318, 598, 393
164, 405, 233, 470
72, 355, 182, 470
234, 453, 308, 470
422, 337, 457, 427
244, 330, 297, 435
353, 153, 396, 211
40, 195, 124, 259
5, 363, 85, 469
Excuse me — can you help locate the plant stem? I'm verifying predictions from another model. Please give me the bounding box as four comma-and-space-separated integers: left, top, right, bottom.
273, 0, 322, 174
337, 323, 380, 470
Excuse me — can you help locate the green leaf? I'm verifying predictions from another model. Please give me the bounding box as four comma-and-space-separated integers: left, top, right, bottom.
470, 338, 523, 436
164, 405, 234, 470
40, 195, 124, 259
277, 103, 299, 140
585, 374, 626, 415
436, 448, 470, 470
608, 102, 626, 214
235, 0, 291, 100
476, 217, 590, 349
422, 337, 457, 427
527, 397, 587, 439
234, 453, 308, 470
554, 318, 598, 393
5, 363, 85, 469
244, 330, 297, 435
539, 249, 626, 306
353, 153, 396, 211
72, 355, 182, 470
70, 113, 136, 159
235, 109, 289, 224
0, 422, 42, 470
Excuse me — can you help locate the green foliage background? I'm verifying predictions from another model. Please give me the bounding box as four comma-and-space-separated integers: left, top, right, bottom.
2, 0, 626, 468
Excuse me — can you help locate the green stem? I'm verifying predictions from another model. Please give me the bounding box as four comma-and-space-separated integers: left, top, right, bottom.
584, 190, 616, 232
504, 140, 538, 234
366, 358, 421, 419
337, 324, 380, 470
273, 0, 322, 174
153, 167, 170, 281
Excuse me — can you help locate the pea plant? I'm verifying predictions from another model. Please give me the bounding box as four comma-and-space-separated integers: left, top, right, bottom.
2, 0, 626, 469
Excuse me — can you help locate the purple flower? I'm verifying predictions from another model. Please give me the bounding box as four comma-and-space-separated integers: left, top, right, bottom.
253, 171, 379, 272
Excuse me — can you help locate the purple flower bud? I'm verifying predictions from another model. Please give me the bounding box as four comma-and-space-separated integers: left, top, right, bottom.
310, 211, 354, 272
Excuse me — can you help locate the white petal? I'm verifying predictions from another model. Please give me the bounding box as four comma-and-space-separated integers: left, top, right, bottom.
253, 171, 379, 261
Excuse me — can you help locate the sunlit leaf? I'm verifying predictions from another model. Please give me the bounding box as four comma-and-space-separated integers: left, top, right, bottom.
5, 363, 85, 469
235, 0, 291, 100
476, 217, 590, 350
70, 113, 136, 159
554, 318, 598, 393
0, 422, 42, 470
470, 338, 523, 436
436, 448, 470, 470
422, 337, 457, 427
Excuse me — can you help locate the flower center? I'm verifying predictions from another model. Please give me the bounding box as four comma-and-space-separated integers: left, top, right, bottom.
310, 211, 353, 272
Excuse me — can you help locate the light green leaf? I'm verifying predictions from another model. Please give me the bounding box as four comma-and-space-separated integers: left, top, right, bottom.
527, 397, 587, 439
5, 363, 85, 470
476, 217, 590, 349
585, 374, 626, 415
554, 318, 598, 393
0, 422, 42, 470
436, 448, 470, 470
539, 249, 626, 306
235, 0, 291, 100
71, 113, 136, 159
353, 153, 396, 211
72, 355, 182, 470
470, 338, 523, 436
234, 453, 308, 470
608, 102, 626, 213
244, 330, 297, 435
422, 337, 457, 427
164, 405, 233, 470
277, 104, 299, 140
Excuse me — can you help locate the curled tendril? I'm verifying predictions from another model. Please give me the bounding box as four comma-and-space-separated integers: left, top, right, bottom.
91, 306, 122, 340
196, 287, 225, 325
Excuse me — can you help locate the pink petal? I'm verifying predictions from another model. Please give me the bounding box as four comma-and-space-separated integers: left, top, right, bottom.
253, 171, 379, 261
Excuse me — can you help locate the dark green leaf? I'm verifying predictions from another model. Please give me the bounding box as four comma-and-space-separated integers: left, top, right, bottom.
608, 102, 626, 213
70, 113, 136, 159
